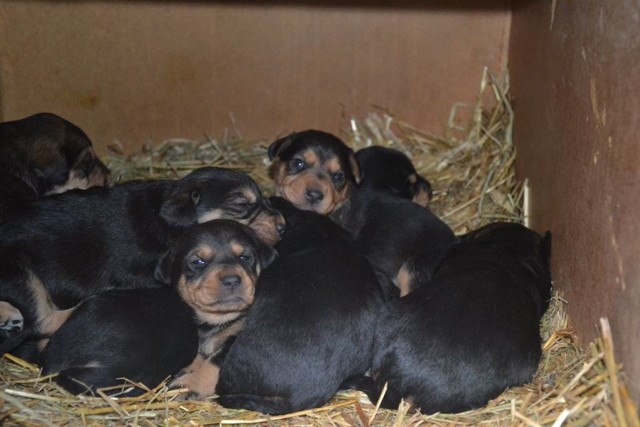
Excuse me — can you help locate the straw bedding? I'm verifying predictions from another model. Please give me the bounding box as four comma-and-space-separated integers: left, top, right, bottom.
1, 69, 638, 426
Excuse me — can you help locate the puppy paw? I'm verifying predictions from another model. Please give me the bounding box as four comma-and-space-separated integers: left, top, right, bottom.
0, 302, 23, 337
169, 355, 220, 401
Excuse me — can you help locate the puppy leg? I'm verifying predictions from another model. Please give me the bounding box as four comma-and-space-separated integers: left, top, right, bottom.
0, 259, 75, 353
171, 354, 220, 400
26, 273, 76, 337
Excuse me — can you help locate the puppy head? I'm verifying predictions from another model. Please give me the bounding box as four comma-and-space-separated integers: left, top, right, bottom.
356, 146, 432, 207
268, 130, 361, 215
159, 167, 285, 245
155, 220, 277, 324
45, 147, 110, 195
0, 113, 110, 195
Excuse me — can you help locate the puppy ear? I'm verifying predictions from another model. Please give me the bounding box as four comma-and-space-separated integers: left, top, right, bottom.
257, 242, 278, 270
348, 150, 362, 185
268, 132, 297, 160
154, 249, 174, 286
159, 187, 199, 228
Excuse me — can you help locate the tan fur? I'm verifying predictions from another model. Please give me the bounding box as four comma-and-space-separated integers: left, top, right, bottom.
27, 273, 76, 336
197, 208, 224, 223
302, 150, 319, 166
176, 262, 256, 326
396, 264, 414, 297
326, 157, 341, 175
171, 354, 221, 399
199, 317, 246, 358
240, 187, 257, 204
0, 301, 22, 326
230, 241, 244, 257
412, 188, 431, 208
248, 210, 283, 246
273, 151, 351, 215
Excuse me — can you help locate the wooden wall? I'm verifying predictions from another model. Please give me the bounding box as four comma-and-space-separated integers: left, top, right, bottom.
510, 0, 640, 400
0, 1, 510, 154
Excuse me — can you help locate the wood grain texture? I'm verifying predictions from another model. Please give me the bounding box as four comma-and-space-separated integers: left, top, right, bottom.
0, 1, 509, 153
510, 0, 640, 401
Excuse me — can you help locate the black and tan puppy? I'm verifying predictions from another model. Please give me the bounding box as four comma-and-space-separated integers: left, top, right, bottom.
40, 220, 275, 397
156, 220, 276, 399
0, 112, 109, 221
216, 197, 389, 415
350, 222, 552, 413
356, 146, 432, 207
268, 130, 455, 296
0, 167, 284, 354
39, 288, 198, 396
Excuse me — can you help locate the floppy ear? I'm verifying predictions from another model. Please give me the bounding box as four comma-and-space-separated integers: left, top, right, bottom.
159, 186, 200, 228
348, 150, 362, 185
154, 249, 175, 286
69, 146, 94, 170
257, 241, 278, 271
268, 132, 297, 160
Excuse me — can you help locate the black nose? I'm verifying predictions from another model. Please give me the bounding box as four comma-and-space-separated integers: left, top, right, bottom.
276, 221, 286, 236
221, 274, 242, 288
305, 189, 324, 204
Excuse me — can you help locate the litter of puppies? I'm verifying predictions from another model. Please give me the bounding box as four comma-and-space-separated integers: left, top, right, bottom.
0, 72, 637, 426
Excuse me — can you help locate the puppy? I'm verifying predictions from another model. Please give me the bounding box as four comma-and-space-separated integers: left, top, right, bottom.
355, 146, 432, 207
40, 220, 275, 397
0, 112, 109, 221
268, 130, 455, 296
351, 222, 552, 413
215, 197, 389, 415
39, 288, 198, 396
155, 220, 277, 399
0, 167, 284, 354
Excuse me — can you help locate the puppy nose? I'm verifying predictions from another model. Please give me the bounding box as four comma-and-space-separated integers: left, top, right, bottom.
221, 274, 242, 289
276, 221, 286, 236
305, 189, 324, 204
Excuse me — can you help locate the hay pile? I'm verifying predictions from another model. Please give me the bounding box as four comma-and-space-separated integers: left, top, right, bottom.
1, 69, 638, 426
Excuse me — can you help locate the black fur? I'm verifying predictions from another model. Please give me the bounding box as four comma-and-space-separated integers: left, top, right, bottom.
0, 167, 283, 353
351, 222, 552, 413
269, 130, 455, 295
356, 146, 432, 205
40, 288, 198, 396
0, 112, 109, 221
216, 197, 388, 414
39, 220, 276, 397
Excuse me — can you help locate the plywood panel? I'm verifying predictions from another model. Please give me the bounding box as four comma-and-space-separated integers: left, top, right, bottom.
0, 1, 510, 154
510, 0, 640, 400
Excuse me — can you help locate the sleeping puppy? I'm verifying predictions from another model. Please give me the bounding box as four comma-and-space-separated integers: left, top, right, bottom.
355, 146, 432, 207
0, 167, 284, 354
39, 288, 198, 396
215, 197, 388, 415
0, 112, 109, 221
350, 222, 552, 413
268, 130, 455, 296
40, 220, 275, 397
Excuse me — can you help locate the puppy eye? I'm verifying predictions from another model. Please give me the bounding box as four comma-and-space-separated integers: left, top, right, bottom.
290, 158, 305, 171
188, 257, 207, 271
233, 199, 255, 212
332, 171, 346, 184
239, 254, 253, 264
